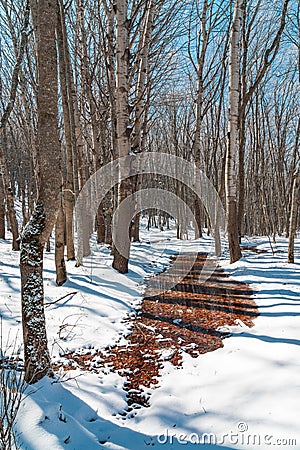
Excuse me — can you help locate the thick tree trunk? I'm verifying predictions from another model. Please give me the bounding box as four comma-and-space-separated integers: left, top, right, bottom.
226, 0, 242, 263
21, 0, 61, 384
288, 169, 300, 263
21, 206, 52, 383
112, 0, 132, 274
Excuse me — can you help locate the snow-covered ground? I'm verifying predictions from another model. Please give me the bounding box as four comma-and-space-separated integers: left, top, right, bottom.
1, 224, 300, 449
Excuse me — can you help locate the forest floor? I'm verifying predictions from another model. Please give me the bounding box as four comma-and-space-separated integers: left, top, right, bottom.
59, 253, 258, 410
1, 223, 300, 449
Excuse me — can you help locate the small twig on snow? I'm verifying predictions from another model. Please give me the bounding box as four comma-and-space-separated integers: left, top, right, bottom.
45, 292, 77, 307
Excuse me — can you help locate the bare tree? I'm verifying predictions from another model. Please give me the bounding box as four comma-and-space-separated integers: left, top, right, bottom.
0, 0, 30, 250
112, 0, 133, 274
20, 0, 61, 383
237, 0, 291, 237
226, 0, 242, 263
56, 0, 79, 261
0, 0, 30, 136
288, 166, 300, 263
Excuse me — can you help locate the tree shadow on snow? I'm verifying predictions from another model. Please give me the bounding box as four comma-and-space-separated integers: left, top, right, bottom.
17, 377, 234, 450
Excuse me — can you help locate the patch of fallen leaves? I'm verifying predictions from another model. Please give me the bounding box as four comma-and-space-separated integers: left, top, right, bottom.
55, 253, 258, 409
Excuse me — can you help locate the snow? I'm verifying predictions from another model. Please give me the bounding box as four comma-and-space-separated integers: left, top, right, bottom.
0, 226, 300, 449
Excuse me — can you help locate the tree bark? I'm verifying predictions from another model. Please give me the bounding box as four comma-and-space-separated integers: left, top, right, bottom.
131, 213, 140, 242
20, 0, 61, 384
55, 199, 67, 285
226, 0, 242, 263
112, 0, 133, 274
96, 207, 106, 243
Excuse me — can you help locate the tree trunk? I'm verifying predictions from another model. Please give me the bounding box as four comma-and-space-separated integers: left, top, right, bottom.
0, 0, 30, 136
215, 155, 226, 257
20, 0, 61, 384
194, 197, 203, 239
288, 169, 300, 263
57, 0, 75, 261
112, 0, 133, 274
131, 213, 140, 242
0, 172, 5, 239
96, 206, 106, 243
104, 193, 113, 245
190, 0, 209, 240
226, 0, 242, 263
237, 0, 289, 238
132, 0, 153, 153
55, 199, 67, 285
0, 132, 20, 250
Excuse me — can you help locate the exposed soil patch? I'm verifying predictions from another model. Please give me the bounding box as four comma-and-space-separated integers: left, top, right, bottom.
57, 253, 258, 410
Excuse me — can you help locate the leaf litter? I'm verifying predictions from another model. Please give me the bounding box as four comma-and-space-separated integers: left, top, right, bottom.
57, 253, 258, 413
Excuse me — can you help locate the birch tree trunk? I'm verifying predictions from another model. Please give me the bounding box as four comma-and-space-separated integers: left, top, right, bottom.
20, 0, 61, 383
112, 0, 133, 274
226, 0, 242, 263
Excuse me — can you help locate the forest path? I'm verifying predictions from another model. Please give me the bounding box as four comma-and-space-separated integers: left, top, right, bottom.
62, 253, 258, 414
